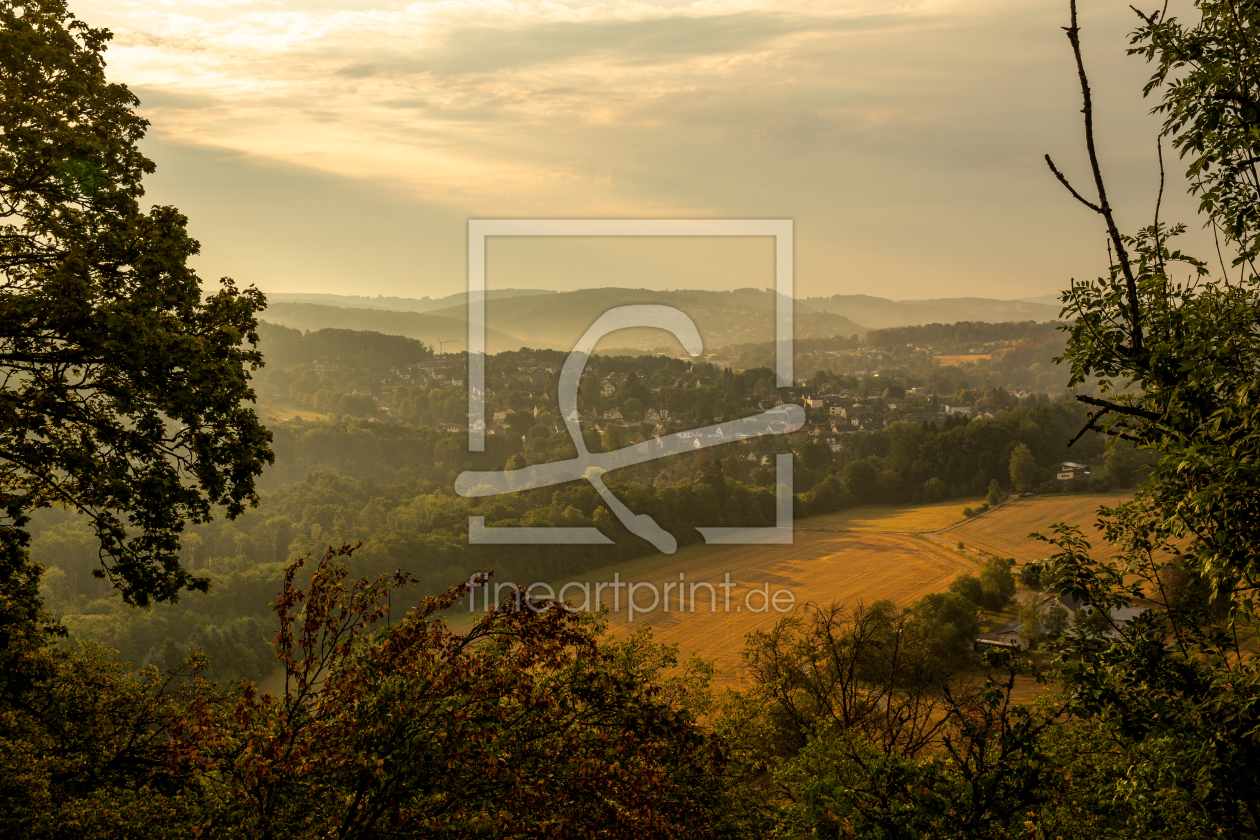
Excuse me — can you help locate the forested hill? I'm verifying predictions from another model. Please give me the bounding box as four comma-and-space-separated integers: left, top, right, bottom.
259, 322, 434, 368
864, 320, 1064, 353
260, 289, 1063, 355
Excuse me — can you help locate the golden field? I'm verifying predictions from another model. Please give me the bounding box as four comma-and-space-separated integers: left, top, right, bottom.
556, 531, 976, 686
255, 402, 329, 423
800, 498, 986, 534
933, 354, 992, 366
941, 491, 1133, 563
457, 491, 1134, 690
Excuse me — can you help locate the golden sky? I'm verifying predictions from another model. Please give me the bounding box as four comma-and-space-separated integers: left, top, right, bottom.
77, 0, 1211, 301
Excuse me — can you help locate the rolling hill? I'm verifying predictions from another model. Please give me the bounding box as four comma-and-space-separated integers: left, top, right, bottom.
259, 289, 1063, 355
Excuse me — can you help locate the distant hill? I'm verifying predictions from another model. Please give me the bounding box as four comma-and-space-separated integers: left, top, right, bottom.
258, 289, 1063, 354
798, 294, 1062, 329
261, 302, 526, 354
267, 289, 555, 314
1019, 293, 1068, 308
425, 288, 868, 353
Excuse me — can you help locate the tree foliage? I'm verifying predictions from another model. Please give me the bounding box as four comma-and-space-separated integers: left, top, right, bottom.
1036, 1, 1260, 833
0, 0, 271, 607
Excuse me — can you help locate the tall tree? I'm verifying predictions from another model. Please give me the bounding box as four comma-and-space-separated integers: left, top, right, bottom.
1008, 442, 1037, 492
0, 0, 272, 609
1042, 1, 1260, 832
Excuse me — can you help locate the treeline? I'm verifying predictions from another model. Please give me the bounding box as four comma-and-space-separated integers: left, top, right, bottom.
258, 321, 433, 369
865, 320, 1063, 352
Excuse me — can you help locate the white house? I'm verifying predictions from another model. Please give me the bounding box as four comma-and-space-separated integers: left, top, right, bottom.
1057, 461, 1092, 481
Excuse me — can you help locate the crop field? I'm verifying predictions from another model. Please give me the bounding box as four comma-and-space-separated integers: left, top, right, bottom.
933, 354, 992, 365
559, 531, 976, 687
799, 498, 985, 534
256, 402, 329, 423
941, 492, 1134, 563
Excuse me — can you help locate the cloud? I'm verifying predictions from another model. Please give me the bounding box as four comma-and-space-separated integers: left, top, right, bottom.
79, 0, 1209, 301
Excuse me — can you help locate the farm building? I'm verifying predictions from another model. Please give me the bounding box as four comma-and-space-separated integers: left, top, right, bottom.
1056, 461, 1092, 481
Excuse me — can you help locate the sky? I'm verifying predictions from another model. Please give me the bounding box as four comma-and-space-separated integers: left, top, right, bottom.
75, 0, 1213, 301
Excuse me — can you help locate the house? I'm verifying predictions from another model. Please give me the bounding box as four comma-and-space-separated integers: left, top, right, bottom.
1057, 461, 1092, 481
600, 380, 617, 398
975, 593, 1146, 650
942, 404, 972, 417
605, 408, 624, 421
805, 397, 824, 410
976, 593, 1081, 650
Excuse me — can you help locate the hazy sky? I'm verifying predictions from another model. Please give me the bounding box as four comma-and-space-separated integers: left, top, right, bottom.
76, 0, 1211, 301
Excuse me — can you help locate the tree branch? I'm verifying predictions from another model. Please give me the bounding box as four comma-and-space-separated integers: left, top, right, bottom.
1075, 393, 1161, 421
1061, 0, 1145, 358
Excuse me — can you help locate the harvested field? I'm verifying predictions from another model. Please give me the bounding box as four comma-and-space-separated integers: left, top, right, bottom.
256, 402, 329, 422
800, 498, 985, 534
934, 354, 992, 365
560, 531, 976, 687
942, 492, 1133, 563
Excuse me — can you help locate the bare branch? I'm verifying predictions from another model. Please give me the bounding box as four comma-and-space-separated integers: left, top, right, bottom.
1075, 393, 1161, 420
1045, 154, 1102, 213
1063, 0, 1145, 358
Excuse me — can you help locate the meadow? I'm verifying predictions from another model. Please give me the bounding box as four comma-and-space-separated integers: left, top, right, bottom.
565, 531, 976, 686
942, 491, 1133, 563
537, 491, 1132, 686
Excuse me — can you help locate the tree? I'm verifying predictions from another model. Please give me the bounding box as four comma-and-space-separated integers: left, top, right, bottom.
1044, 602, 1071, 639
986, 479, 1006, 506
923, 476, 948, 502
913, 591, 982, 671
1016, 594, 1046, 650
1009, 442, 1038, 492
949, 573, 986, 608
1039, 1, 1260, 831
172, 547, 725, 838
0, 0, 272, 608
1102, 438, 1143, 488
1019, 562, 1044, 589
979, 556, 1017, 611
